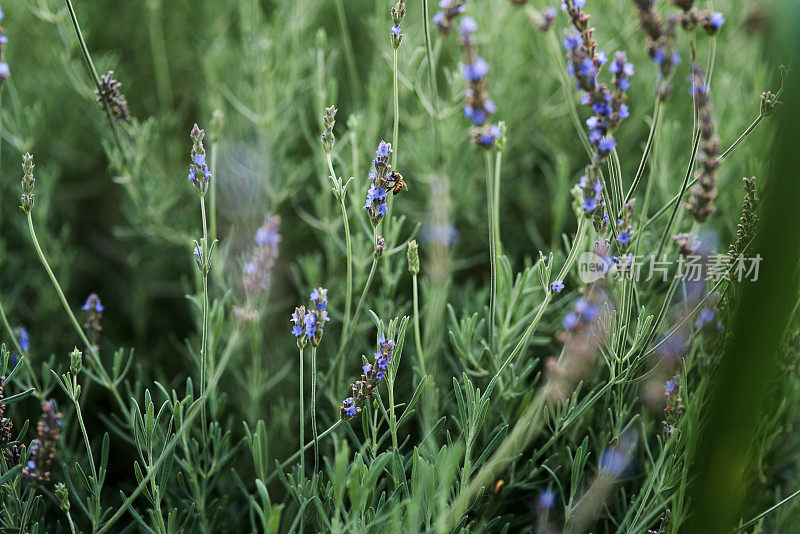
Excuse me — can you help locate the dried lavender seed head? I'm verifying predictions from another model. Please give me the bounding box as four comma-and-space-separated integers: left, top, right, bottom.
95, 71, 130, 122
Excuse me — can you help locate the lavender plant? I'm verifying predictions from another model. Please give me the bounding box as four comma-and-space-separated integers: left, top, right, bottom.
0, 0, 797, 532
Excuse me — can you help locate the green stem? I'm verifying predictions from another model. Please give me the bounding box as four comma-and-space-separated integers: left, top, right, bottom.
392, 48, 399, 173
342, 257, 379, 349
199, 196, 210, 432
412, 273, 425, 374
298, 346, 305, 477
210, 141, 218, 244
485, 152, 497, 345
388, 360, 400, 487
63, 0, 127, 162
311, 345, 319, 477
493, 150, 503, 257
25, 212, 126, 413
622, 98, 661, 209
329, 154, 353, 345
73, 396, 101, 530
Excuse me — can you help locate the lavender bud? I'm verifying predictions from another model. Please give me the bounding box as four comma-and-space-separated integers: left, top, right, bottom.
69, 348, 82, 376
322, 105, 337, 153
95, 71, 130, 122
390, 1, 406, 48
23, 400, 62, 484
187, 124, 213, 196
407, 239, 420, 275
375, 235, 386, 259
20, 153, 35, 213
55, 483, 70, 512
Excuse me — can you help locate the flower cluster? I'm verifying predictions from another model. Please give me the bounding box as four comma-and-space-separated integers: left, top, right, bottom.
673, 232, 700, 257
290, 288, 330, 347
672, 1, 725, 35
631, 1, 681, 99
390, 0, 406, 49
433, 0, 466, 34
364, 141, 394, 225
321, 105, 336, 153
615, 199, 636, 251
685, 65, 720, 222
187, 124, 213, 196
562, 1, 634, 216
339, 333, 396, 420
23, 400, 62, 484
0, 6, 8, 86
662, 376, 684, 436
20, 152, 35, 213
82, 293, 104, 347
546, 241, 610, 399
459, 17, 501, 148
95, 71, 130, 122
243, 215, 280, 298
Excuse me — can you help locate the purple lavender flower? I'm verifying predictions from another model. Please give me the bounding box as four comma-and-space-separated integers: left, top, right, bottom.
364, 141, 394, 226
390, 0, 406, 48
340, 330, 397, 420
702, 11, 725, 35
243, 215, 280, 298
434, 0, 466, 34
187, 124, 212, 196
538, 488, 557, 510
551, 280, 565, 293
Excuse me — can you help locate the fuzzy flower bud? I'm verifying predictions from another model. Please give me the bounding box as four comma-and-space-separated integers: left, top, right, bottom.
187, 124, 213, 196
55, 483, 70, 512
69, 348, 82, 376
407, 239, 420, 276
20, 153, 35, 213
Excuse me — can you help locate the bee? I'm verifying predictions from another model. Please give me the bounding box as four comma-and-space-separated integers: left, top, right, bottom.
387, 171, 407, 195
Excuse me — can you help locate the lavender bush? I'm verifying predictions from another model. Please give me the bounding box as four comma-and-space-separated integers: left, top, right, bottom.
0, 0, 797, 532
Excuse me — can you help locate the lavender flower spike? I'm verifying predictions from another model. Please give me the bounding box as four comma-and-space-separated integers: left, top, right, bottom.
187, 124, 213, 196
